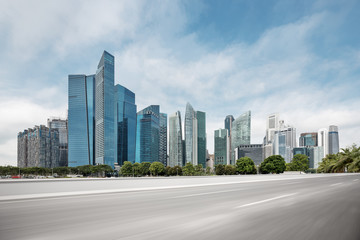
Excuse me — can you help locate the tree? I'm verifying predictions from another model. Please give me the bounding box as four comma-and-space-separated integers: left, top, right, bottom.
224, 165, 236, 175
183, 162, 195, 176
288, 154, 309, 172
215, 164, 225, 175
205, 166, 212, 175
317, 154, 338, 173
260, 155, 286, 174
236, 157, 257, 174
194, 164, 204, 176
53, 167, 70, 177
139, 162, 151, 176
172, 166, 182, 176
120, 161, 133, 177
132, 163, 141, 177
149, 162, 165, 176
165, 166, 172, 176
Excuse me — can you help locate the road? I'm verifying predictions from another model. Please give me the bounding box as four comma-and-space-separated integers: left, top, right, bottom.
0, 174, 359, 240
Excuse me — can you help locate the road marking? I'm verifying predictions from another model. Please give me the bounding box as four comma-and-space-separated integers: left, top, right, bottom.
353, 179, 359, 182
330, 183, 343, 186
235, 193, 297, 209
280, 181, 301, 185
169, 189, 245, 199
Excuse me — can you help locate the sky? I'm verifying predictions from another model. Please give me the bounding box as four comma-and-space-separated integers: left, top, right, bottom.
0, 0, 360, 166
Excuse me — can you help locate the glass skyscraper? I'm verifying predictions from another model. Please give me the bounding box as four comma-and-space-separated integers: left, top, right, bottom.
68, 74, 95, 167
328, 125, 339, 154
197, 111, 206, 168
185, 103, 198, 165
299, 132, 318, 147
95, 51, 115, 168
169, 111, 183, 167
231, 111, 251, 164
135, 105, 160, 163
214, 128, 229, 165
159, 113, 168, 166
115, 84, 137, 165
224, 115, 234, 162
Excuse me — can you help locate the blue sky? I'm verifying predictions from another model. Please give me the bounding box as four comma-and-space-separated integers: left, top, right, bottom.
1, 0, 359, 166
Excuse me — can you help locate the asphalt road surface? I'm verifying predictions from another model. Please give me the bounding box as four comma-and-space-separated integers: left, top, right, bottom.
0, 174, 359, 240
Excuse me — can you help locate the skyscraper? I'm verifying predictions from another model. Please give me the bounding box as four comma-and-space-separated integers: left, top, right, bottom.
159, 113, 168, 166
47, 118, 68, 167
95, 51, 115, 168
136, 105, 160, 163
114, 84, 137, 165
299, 132, 318, 147
197, 111, 206, 168
318, 128, 329, 157
169, 111, 183, 167
214, 128, 229, 165
224, 115, 234, 164
68, 74, 95, 166
328, 125, 339, 154
231, 111, 251, 164
266, 113, 279, 144
185, 103, 198, 165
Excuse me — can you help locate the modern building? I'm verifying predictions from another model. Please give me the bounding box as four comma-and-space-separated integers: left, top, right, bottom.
214, 129, 230, 165
235, 144, 264, 166
273, 124, 296, 163
318, 128, 329, 157
185, 103, 198, 165
224, 115, 234, 164
135, 105, 160, 163
114, 84, 137, 165
299, 132, 318, 147
17, 125, 60, 168
266, 113, 279, 144
231, 111, 251, 164
169, 111, 183, 167
47, 118, 68, 167
159, 113, 168, 166
309, 146, 324, 169
68, 74, 95, 167
328, 125, 339, 154
95, 51, 115, 168
197, 111, 206, 168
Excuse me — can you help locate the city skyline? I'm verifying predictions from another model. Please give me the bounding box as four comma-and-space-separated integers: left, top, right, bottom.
1, 0, 360, 166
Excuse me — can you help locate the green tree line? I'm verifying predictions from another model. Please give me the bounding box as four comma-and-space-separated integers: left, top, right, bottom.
318, 145, 360, 173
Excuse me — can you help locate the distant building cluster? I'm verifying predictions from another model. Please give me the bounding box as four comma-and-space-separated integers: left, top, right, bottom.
17, 51, 340, 170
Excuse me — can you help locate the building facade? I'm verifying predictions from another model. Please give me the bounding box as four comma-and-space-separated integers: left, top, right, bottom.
231, 111, 251, 164
318, 128, 329, 157
328, 125, 339, 154
169, 111, 183, 167
235, 144, 264, 166
214, 129, 229, 165
185, 103, 198, 165
159, 113, 168, 166
114, 84, 137, 165
197, 111, 206, 168
47, 118, 68, 167
299, 132, 317, 147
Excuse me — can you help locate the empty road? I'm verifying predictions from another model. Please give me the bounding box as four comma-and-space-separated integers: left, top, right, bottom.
0, 174, 359, 240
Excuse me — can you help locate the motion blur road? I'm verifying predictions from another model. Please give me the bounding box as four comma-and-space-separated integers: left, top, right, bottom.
0, 174, 359, 240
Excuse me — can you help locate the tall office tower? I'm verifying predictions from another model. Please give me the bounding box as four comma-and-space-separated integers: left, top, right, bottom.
309, 146, 324, 169
95, 51, 115, 168
68, 74, 95, 167
235, 144, 264, 166
224, 115, 234, 165
135, 105, 160, 163
231, 111, 251, 164
328, 125, 339, 154
114, 84, 137, 165
47, 118, 68, 167
318, 128, 329, 157
17, 125, 60, 168
185, 103, 198, 165
299, 132, 318, 147
266, 113, 279, 144
197, 111, 206, 168
169, 111, 183, 167
273, 125, 296, 163
214, 129, 230, 165
159, 113, 168, 166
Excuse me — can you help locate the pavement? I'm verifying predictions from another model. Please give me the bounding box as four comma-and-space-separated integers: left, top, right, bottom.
0, 173, 359, 240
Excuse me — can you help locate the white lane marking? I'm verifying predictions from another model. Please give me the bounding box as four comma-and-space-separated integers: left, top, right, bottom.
330, 183, 343, 186
235, 193, 297, 209
169, 189, 245, 199
353, 179, 359, 182
280, 181, 301, 185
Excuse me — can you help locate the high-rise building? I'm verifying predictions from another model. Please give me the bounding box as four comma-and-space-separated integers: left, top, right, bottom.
235, 144, 264, 166
266, 113, 279, 144
47, 118, 68, 167
273, 125, 296, 163
309, 146, 324, 169
197, 111, 206, 168
169, 111, 183, 167
328, 125, 339, 154
299, 132, 318, 147
214, 128, 229, 165
95, 51, 115, 168
231, 111, 251, 164
136, 105, 160, 163
114, 84, 137, 165
17, 125, 60, 168
68, 74, 95, 167
159, 113, 168, 166
224, 115, 234, 165
318, 128, 329, 157
185, 103, 198, 165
